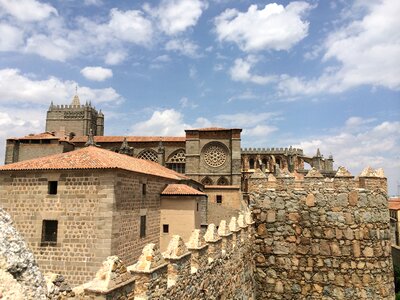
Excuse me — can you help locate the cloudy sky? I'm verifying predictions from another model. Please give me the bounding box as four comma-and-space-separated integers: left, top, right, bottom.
0, 0, 399, 194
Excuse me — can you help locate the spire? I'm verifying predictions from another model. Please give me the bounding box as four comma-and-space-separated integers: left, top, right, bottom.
85, 129, 98, 147
71, 85, 81, 106
316, 148, 321, 157
49, 101, 54, 110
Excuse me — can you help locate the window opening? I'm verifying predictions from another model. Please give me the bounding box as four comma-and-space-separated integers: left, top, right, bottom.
163, 224, 169, 233
41, 220, 58, 245
216, 195, 222, 204
140, 215, 146, 238
48, 181, 58, 195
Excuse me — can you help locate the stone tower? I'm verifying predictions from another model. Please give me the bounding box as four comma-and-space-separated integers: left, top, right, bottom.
184, 128, 242, 186
45, 94, 104, 137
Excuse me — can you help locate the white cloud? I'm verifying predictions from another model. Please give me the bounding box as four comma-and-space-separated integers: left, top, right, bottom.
243, 125, 278, 137
229, 56, 276, 84
0, 0, 58, 22
25, 34, 75, 62
146, 0, 207, 35
105, 50, 127, 65
215, 2, 312, 52
278, 0, 400, 96
0, 23, 24, 51
180, 97, 198, 109
81, 66, 113, 82
293, 117, 400, 195
165, 39, 200, 58
216, 112, 280, 128
84, 0, 102, 6
108, 9, 153, 45
0, 68, 122, 105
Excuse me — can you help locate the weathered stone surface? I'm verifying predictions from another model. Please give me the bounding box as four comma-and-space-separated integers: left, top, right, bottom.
0, 208, 47, 300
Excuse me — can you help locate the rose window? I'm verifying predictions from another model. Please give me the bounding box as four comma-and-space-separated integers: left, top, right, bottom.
204, 145, 227, 167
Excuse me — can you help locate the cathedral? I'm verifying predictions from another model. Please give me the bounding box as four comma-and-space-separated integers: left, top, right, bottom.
5, 93, 335, 202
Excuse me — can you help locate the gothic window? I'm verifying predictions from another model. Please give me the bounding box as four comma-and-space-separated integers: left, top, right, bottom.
201, 176, 213, 186
217, 176, 229, 185
202, 143, 228, 168
166, 149, 186, 174
137, 149, 158, 162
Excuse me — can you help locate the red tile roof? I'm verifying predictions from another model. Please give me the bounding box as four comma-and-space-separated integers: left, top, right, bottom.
9, 132, 60, 140
204, 185, 241, 189
71, 136, 186, 143
389, 198, 400, 210
161, 184, 206, 196
0, 146, 187, 181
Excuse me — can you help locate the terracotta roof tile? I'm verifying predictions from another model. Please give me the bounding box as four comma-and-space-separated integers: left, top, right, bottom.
161, 184, 205, 196
11, 132, 60, 140
389, 199, 400, 210
70, 136, 186, 143
0, 146, 187, 181
204, 185, 241, 189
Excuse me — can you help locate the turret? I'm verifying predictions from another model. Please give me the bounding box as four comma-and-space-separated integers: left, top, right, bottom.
96, 110, 104, 136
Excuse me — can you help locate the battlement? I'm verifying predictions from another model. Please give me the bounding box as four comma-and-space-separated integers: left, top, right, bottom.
241, 147, 304, 155
74, 212, 255, 299
48, 104, 97, 110
248, 166, 387, 193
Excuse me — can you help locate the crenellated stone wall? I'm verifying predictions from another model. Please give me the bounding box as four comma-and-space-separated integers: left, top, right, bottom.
249, 167, 394, 299
74, 213, 256, 300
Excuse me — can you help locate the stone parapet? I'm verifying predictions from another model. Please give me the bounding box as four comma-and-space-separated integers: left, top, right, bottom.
75, 212, 255, 300
250, 165, 394, 299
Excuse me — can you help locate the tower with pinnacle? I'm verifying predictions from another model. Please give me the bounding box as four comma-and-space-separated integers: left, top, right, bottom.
45, 91, 104, 137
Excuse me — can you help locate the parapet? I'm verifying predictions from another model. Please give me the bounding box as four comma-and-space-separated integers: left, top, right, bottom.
241, 147, 304, 155
79, 212, 255, 299
248, 166, 387, 193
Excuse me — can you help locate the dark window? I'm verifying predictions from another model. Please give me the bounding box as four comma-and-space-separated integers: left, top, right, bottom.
216, 195, 222, 204
167, 163, 185, 174
163, 224, 169, 233
42, 139, 51, 144
249, 158, 255, 169
41, 220, 58, 245
140, 215, 146, 238
142, 184, 147, 196
48, 181, 58, 195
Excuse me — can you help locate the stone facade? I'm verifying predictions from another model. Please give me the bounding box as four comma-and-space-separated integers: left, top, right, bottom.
249, 168, 394, 299
45, 95, 104, 137
0, 169, 176, 286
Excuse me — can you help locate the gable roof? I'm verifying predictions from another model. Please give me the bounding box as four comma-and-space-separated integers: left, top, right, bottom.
161, 184, 206, 196
0, 146, 187, 181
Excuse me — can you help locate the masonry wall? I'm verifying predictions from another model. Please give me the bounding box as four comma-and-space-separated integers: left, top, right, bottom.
249, 177, 394, 299
112, 171, 174, 265
206, 187, 242, 224
0, 170, 115, 286
159, 196, 203, 251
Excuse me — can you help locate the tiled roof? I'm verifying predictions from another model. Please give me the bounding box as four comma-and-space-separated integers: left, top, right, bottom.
389, 198, 400, 210
161, 184, 206, 196
0, 146, 187, 181
71, 136, 186, 143
9, 132, 60, 140
204, 185, 241, 189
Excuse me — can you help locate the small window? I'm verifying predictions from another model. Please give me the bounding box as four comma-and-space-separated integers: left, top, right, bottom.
142, 183, 147, 196
216, 195, 222, 204
249, 159, 255, 169
48, 181, 58, 195
197, 202, 199, 211
41, 220, 58, 245
163, 224, 169, 233
140, 215, 146, 238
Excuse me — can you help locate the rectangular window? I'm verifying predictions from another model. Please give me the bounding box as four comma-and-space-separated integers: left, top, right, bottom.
216, 195, 222, 204
197, 202, 199, 211
142, 183, 147, 196
140, 215, 146, 238
163, 224, 169, 233
48, 181, 58, 195
41, 220, 58, 245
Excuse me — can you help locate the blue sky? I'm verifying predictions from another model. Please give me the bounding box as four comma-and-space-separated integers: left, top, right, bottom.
0, 0, 399, 194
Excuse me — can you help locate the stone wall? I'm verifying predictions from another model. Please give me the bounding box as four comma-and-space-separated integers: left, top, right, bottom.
76, 212, 255, 300
249, 170, 394, 299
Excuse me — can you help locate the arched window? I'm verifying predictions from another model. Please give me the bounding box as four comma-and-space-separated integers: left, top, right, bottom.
249, 158, 255, 169
201, 176, 213, 186
166, 149, 186, 174
217, 176, 229, 185
262, 158, 268, 166
137, 149, 158, 162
